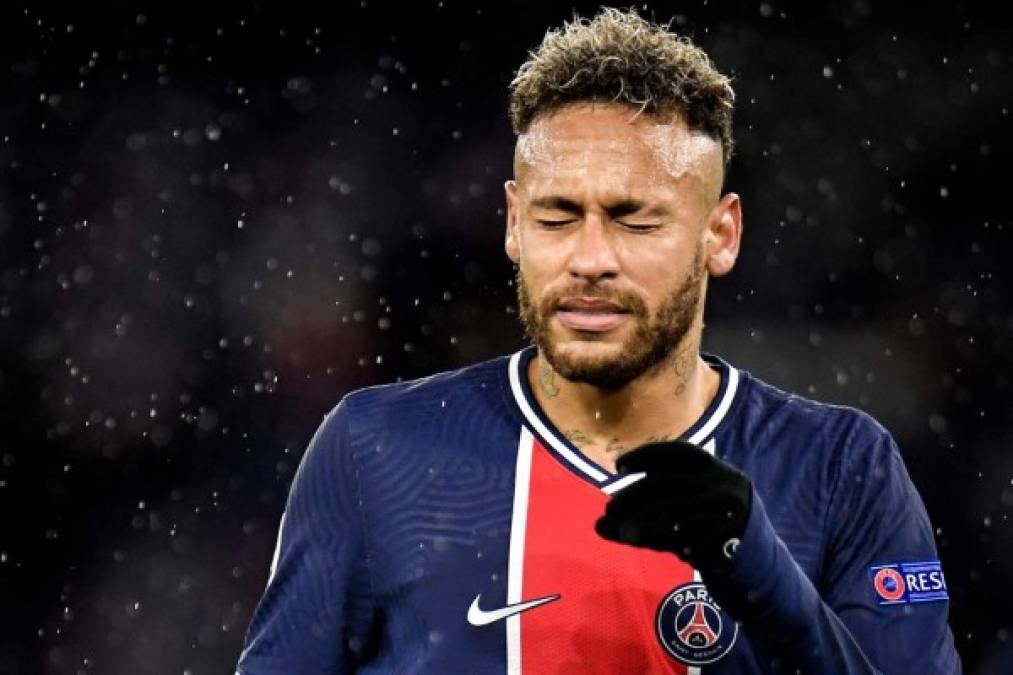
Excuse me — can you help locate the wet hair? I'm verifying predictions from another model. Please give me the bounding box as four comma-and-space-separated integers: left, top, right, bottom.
509, 7, 735, 169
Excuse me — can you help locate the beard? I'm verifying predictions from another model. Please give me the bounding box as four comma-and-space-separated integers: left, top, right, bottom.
516, 245, 705, 389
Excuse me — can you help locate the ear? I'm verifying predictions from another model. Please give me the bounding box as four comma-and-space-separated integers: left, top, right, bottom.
704, 192, 742, 277
504, 180, 521, 263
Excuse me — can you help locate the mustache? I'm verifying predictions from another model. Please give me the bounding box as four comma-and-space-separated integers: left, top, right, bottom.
541, 286, 648, 316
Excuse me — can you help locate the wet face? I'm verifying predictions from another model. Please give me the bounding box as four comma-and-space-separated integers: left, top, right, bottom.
504, 103, 740, 388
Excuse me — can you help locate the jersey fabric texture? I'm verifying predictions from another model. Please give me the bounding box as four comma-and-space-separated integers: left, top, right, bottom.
236, 347, 961, 674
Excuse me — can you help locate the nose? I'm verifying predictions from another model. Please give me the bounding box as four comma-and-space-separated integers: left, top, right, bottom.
567, 216, 620, 282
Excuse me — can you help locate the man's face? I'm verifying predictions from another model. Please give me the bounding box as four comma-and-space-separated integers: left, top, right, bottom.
504, 103, 739, 388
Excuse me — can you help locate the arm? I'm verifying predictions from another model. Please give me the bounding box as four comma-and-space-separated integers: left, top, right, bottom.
815, 430, 960, 672
237, 399, 374, 674
701, 486, 884, 673
705, 429, 960, 673
596, 435, 961, 674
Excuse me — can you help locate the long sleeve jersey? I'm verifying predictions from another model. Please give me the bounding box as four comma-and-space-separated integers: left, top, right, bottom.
237, 346, 961, 674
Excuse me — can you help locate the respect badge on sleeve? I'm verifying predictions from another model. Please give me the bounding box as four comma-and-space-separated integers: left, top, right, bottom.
869, 561, 949, 605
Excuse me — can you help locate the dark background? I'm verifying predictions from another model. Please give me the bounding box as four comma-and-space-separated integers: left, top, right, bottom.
1, 1, 1011, 673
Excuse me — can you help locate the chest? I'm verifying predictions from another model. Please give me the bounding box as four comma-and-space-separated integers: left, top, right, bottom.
355, 428, 829, 673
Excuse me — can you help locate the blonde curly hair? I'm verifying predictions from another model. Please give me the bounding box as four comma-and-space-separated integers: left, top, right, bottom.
509, 8, 736, 168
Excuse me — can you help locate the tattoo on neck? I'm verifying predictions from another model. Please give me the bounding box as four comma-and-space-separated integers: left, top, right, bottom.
563, 430, 680, 454
537, 363, 560, 398
605, 438, 627, 454
564, 429, 593, 448
670, 342, 697, 397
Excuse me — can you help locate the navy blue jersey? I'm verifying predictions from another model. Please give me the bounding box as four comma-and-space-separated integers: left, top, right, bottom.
237, 347, 960, 674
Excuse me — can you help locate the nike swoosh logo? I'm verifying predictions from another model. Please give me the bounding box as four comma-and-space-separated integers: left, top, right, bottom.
466, 593, 561, 626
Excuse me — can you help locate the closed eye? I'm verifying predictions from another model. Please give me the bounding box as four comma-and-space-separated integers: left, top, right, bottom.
537, 219, 575, 228
619, 223, 660, 232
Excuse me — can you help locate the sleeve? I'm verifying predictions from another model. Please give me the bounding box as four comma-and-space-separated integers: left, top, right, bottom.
701, 423, 961, 674
818, 426, 961, 674
236, 398, 373, 674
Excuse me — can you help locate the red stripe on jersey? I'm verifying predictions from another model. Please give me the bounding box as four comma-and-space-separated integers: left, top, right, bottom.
520, 438, 693, 674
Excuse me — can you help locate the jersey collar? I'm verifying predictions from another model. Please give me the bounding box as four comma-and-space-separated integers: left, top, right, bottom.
506, 345, 740, 489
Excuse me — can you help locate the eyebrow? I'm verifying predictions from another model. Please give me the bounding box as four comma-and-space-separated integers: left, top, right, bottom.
529, 196, 582, 213
529, 196, 669, 218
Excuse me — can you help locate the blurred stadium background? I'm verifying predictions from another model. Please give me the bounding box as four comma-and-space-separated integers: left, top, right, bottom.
1, 1, 1011, 672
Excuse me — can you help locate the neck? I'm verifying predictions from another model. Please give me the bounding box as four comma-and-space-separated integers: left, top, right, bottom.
526, 335, 721, 466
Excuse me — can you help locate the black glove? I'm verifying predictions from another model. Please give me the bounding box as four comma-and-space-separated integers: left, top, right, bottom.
594, 439, 752, 573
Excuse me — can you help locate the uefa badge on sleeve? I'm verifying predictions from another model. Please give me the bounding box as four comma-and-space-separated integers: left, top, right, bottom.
869, 560, 949, 605
655, 582, 738, 666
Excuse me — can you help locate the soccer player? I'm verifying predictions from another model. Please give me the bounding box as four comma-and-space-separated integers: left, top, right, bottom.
237, 8, 961, 674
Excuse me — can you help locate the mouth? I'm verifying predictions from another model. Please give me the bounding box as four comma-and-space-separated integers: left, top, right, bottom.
555, 298, 630, 333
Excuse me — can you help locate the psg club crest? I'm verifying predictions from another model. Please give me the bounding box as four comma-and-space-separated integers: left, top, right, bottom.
655, 582, 738, 666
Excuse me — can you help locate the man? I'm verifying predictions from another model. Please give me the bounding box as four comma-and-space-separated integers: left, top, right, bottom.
237, 8, 961, 674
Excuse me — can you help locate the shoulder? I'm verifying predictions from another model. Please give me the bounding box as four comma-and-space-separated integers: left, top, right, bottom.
733, 365, 893, 456
722, 363, 903, 500
330, 352, 514, 435
339, 351, 512, 412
